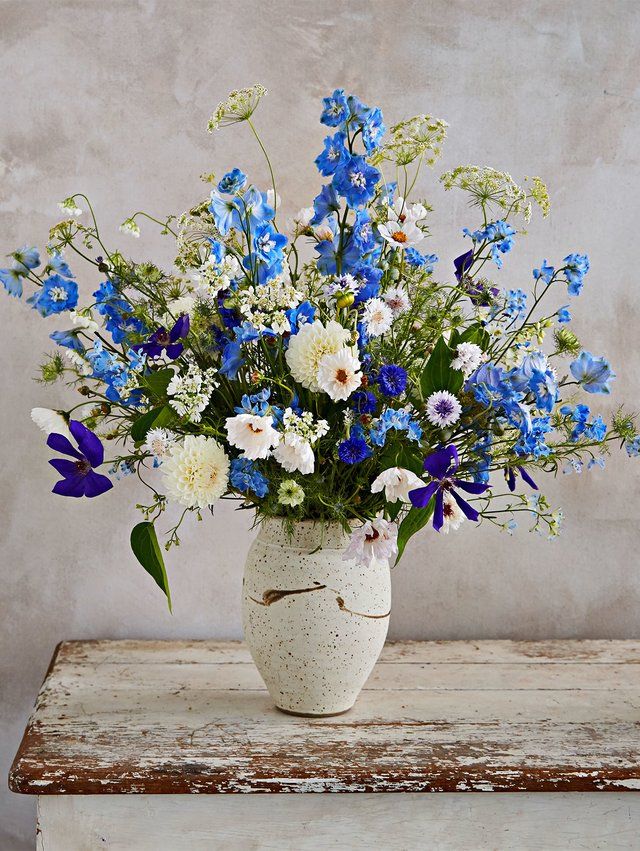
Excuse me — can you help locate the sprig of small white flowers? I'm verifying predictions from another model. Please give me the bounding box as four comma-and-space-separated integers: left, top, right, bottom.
236, 276, 303, 334
167, 364, 218, 422
193, 253, 240, 302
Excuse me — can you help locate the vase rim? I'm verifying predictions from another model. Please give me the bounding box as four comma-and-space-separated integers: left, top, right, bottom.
255, 516, 355, 550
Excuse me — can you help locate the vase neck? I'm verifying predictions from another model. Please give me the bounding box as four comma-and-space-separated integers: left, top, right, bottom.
256, 518, 351, 551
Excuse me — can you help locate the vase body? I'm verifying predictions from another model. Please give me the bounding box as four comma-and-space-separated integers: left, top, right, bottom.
242, 518, 391, 716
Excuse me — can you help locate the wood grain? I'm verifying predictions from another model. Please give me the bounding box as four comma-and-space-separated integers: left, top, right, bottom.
10, 640, 640, 795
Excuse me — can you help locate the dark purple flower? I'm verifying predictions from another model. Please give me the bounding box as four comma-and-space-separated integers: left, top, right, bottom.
454, 249, 474, 282
136, 314, 190, 359
505, 465, 538, 492
47, 421, 113, 498
409, 444, 489, 532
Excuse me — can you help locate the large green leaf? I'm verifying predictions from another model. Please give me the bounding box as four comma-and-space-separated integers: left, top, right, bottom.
395, 500, 435, 565
457, 323, 490, 350
130, 522, 172, 612
131, 405, 175, 443
421, 336, 460, 397
140, 368, 174, 400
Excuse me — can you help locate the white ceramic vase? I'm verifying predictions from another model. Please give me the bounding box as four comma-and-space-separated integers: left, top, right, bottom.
242, 518, 391, 716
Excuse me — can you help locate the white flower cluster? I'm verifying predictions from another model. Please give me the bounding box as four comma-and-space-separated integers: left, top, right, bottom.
167, 364, 218, 422
236, 277, 303, 334
273, 408, 329, 475
207, 84, 267, 132
192, 254, 240, 302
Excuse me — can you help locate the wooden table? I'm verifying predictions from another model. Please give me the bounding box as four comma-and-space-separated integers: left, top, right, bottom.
9, 640, 640, 850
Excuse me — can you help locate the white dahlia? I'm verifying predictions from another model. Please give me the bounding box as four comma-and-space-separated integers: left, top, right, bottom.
316, 348, 362, 401
273, 433, 315, 475
162, 436, 229, 509
31, 408, 71, 438
285, 319, 352, 392
370, 466, 424, 503
225, 413, 280, 460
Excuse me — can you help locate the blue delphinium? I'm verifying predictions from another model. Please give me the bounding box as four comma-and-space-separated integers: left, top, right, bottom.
218, 168, 247, 194
505, 289, 527, 318
219, 340, 244, 379
86, 340, 137, 404
320, 89, 349, 127
514, 416, 553, 458
464, 220, 516, 268
563, 253, 590, 296
361, 107, 386, 153
209, 191, 241, 235
315, 132, 348, 176
533, 259, 555, 284
352, 264, 382, 303
557, 305, 571, 323
626, 436, 640, 457
94, 280, 145, 344
49, 329, 85, 352
310, 184, 340, 226
351, 209, 377, 255
405, 248, 438, 271
28, 274, 78, 316
338, 435, 372, 464
377, 364, 408, 397
235, 388, 271, 416
369, 408, 422, 446
230, 457, 269, 497
12, 245, 40, 273
286, 301, 316, 334
45, 252, 74, 279
570, 351, 615, 394
1, 267, 27, 297
332, 155, 381, 208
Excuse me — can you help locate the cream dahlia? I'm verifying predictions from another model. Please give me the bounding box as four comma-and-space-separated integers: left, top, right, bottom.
285, 319, 352, 392
162, 436, 229, 509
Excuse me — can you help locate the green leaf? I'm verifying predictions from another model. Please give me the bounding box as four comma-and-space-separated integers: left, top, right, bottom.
140, 368, 174, 400
395, 501, 435, 565
421, 336, 457, 397
458, 323, 491, 350
130, 522, 172, 612
130, 405, 175, 443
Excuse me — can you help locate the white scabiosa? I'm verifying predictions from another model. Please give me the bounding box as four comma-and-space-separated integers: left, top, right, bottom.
273, 433, 315, 475
370, 467, 424, 503
343, 518, 398, 568
362, 297, 394, 337
225, 414, 281, 460
316, 348, 362, 401
425, 390, 462, 428
31, 408, 71, 438
142, 428, 177, 462
285, 319, 352, 392
162, 436, 229, 509
441, 493, 465, 534
451, 342, 483, 377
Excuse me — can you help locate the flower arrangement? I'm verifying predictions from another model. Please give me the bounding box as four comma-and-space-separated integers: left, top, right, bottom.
4, 84, 638, 609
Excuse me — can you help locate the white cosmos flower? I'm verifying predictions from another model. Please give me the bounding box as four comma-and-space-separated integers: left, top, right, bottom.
343, 518, 398, 568
441, 493, 465, 534
383, 286, 410, 316
362, 297, 394, 337
273, 433, 315, 475
142, 428, 177, 461
370, 467, 424, 503
425, 390, 462, 428
225, 414, 280, 460
31, 408, 71, 438
285, 319, 352, 392
451, 342, 483, 377
378, 218, 424, 249
162, 436, 229, 509
316, 348, 362, 401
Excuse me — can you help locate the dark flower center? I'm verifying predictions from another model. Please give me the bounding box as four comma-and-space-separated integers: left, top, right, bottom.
155, 329, 171, 346
75, 459, 91, 476
365, 529, 380, 542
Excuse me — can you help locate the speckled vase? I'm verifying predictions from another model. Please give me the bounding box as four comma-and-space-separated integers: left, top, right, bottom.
242, 518, 391, 716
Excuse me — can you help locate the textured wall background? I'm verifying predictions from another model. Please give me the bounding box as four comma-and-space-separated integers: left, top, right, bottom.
1, 0, 640, 845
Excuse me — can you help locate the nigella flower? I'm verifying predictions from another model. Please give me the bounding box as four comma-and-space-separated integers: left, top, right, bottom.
135, 314, 189, 360
505, 465, 538, 492
338, 435, 372, 464
218, 168, 247, 194
570, 351, 615, 394
47, 420, 113, 498
377, 364, 407, 397
409, 444, 489, 532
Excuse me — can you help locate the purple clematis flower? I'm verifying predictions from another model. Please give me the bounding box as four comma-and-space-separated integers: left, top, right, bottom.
454, 249, 474, 282
136, 314, 189, 360
505, 465, 538, 492
409, 444, 489, 532
47, 420, 113, 498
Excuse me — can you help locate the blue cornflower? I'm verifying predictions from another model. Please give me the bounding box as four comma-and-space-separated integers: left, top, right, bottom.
332, 155, 381, 208
310, 184, 341, 226
505, 289, 527, 318
49, 329, 85, 352
405, 248, 438, 271
563, 253, 590, 296
361, 106, 386, 153
230, 457, 269, 498
338, 435, 372, 464
570, 351, 615, 394
28, 274, 78, 316
351, 390, 377, 415
557, 305, 571, 323
320, 88, 349, 127
218, 168, 247, 194
533, 259, 555, 284
315, 132, 348, 176
377, 364, 408, 397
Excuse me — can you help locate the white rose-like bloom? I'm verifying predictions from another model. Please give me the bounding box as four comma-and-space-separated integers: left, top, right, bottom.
225, 414, 281, 460
31, 408, 71, 438
316, 348, 362, 401
273, 433, 315, 474
451, 342, 483, 377
362, 297, 394, 337
285, 319, 351, 392
371, 467, 424, 503
343, 518, 398, 568
162, 436, 229, 509
441, 494, 465, 534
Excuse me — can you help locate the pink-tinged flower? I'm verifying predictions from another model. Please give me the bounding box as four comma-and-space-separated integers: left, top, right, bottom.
47, 420, 113, 498
343, 518, 398, 568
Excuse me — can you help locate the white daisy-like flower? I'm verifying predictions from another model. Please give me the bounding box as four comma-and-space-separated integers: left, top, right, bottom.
383, 286, 411, 316
225, 413, 280, 460
142, 428, 177, 461
162, 436, 229, 509
362, 297, 394, 337
285, 319, 352, 392
370, 467, 424, 503
391, 197, 426, 222
343, 518, 398, 568
119, 218, 140, 238
451, 342, 483, 377
316, 348, 362, 401
274, 433, 315, 475
378, 218, 423, 249
278, 479, 305, 507
64, 348, 92, 375
441, 493, 465, 534
425, 390, 462, 428
31, 408, 71, 438
70, 310, 99, 332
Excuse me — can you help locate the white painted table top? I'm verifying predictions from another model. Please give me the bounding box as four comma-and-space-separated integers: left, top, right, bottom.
9, 639, 640, 795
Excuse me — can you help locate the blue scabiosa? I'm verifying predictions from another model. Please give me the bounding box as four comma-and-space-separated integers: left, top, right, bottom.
218, 168, 247, 194
338, 435, 372, 464
332, 155, 381, 208
377, 364, 408, 397
570, 351, 615, 394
